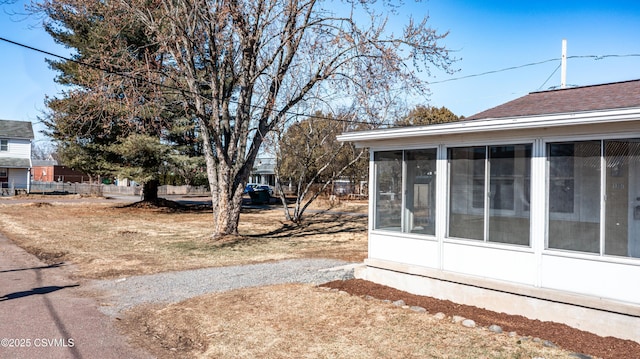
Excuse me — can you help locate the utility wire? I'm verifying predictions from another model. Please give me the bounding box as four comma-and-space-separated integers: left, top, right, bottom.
430, 58, 560, 84
537, 63, 562, 91
2, 36, 640, 123
0, 36, 377, 126
429, 54, 640, 85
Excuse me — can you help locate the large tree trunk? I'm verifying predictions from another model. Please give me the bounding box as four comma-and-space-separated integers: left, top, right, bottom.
211, 172, 245, 238
201, 126, 251, 239
142, 179, 159, 202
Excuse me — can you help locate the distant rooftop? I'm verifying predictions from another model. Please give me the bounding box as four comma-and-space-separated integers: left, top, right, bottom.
0, 119, 34, 139
466, 79, 640, 120
32, 160, 59, 167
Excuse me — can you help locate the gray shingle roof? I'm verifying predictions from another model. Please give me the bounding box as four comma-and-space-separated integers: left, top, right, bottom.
0, 120, 34, 139
0, 158, 31, 168
466, 79, 640, 120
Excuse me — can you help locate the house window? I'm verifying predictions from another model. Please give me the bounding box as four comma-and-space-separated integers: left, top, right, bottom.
547, 141, 601, 254
374, 151, 403, 231
373, 149, 437, 235
449, 144, 531, 245
405, 149, 437, 235
604, 139, 640, 258
0, 139, 7, 151
449, 146, 485, 240
0, 168, 6, 189
548, 139, 640, 259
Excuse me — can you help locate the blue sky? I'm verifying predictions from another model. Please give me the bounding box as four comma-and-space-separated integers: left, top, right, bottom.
423, 0, 640, 117
0, 0, 639, 142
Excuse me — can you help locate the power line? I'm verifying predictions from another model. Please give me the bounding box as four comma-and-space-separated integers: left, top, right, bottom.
430, 58, 560, 84
2, 36, 640, 122
0, 36, 376, 126
537, 64, 561, 91
429, 53, 640, 85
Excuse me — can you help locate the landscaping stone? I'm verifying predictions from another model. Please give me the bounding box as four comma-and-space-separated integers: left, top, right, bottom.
543, 340, 557, 348
410, 306, 427, 313
569, 353, 593, 359
451, 315, 465, 323
488, 324, 503, 333
433, 312, 446, 320
461, 319, 476, 328
392, 299, 406, 306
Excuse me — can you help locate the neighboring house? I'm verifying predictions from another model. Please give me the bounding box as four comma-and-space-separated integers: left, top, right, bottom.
250, 157, 276, 186
0, 119, 33, 193
338, 79, 640, 342
32, 160, 91, 183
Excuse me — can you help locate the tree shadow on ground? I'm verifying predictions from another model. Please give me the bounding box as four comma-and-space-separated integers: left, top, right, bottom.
0, 262, 66, 274
0, 284, 79, 302
117, 198, 212, 213
246, 212, 367, 240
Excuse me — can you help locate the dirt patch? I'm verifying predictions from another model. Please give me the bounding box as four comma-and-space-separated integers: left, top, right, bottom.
119, 198, 204, 211
322, 279, 640, 359
24, 202, 54, 207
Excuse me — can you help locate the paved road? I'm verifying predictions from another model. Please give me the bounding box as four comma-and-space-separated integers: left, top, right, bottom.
0, 234, 151, 359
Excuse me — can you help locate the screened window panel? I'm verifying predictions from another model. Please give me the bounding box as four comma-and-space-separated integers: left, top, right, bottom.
605, 139, 640, 258
0, 139, 7, 151
449, 147, 485, 240
547, 141, 601, 253
405, 149, 437, 235
374, 151, 403, 231
488, 145, 531, 246
548, 143, 575, 213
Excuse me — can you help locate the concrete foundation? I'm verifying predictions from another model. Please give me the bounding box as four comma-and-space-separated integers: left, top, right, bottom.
356, 260, 640, 343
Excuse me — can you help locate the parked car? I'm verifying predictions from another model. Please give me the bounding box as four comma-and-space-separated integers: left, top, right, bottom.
243, 183, 274, 196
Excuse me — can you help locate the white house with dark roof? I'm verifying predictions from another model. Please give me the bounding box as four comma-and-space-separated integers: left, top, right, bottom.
0, 119, 34, 194
338, 79, 640, 342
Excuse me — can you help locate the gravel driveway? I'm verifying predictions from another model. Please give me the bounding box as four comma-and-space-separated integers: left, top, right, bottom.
90, 259, 357, 317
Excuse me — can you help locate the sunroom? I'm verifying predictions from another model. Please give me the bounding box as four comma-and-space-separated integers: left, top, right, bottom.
338, 79, 640, 342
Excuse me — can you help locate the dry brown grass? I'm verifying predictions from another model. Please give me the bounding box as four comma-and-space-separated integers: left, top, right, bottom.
0, 200, 367, 279
121, 283, 576, 359
0, 198, 579, 358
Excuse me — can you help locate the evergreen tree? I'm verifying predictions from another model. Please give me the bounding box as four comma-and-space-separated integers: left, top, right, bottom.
37, 0, 192, 201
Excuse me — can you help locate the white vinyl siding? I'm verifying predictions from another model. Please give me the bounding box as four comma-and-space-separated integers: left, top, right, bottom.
0, 138, 31, 159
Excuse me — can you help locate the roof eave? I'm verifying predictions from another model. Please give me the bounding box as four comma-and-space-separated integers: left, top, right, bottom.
337, 107, 640, 145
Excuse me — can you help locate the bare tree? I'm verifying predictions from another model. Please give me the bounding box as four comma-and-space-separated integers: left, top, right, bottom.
275, 112, 368, 222
126, 0, 455, 238
40, 0, 454, 238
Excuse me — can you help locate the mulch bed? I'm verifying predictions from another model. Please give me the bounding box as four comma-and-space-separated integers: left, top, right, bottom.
322, 279, 640, 359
